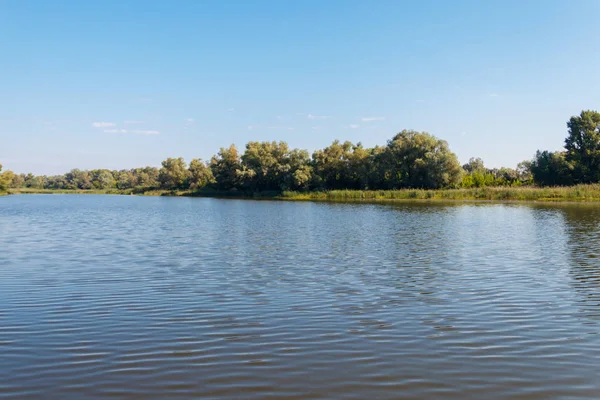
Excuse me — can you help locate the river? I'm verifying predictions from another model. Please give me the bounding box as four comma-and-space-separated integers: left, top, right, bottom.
1, 195, 599, 399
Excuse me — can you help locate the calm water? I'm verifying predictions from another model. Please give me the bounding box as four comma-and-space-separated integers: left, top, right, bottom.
1, 195, 600, 399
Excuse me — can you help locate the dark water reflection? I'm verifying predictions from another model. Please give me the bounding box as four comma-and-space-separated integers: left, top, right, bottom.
1, 195, 600, 399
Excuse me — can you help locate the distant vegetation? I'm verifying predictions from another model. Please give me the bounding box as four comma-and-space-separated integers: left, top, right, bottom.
2, 110, 600, 198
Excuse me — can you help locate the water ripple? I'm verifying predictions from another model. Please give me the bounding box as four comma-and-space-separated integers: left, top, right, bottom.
1, 196, 600, 398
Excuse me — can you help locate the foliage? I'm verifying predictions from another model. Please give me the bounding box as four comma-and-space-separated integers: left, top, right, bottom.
377, 130, 463, 189
158, 157, 190, 190
564, 110, 600, 183
530, 151, 574, 186
188, 159, 214, 189
311, 140, 372, 190
0, 164, 14, 192
210, 145, 241, 190
7, 110, 600, 196
238, 141, 312, 191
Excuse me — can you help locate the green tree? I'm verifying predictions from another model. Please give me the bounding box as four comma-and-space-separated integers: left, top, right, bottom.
462, 157, 486, 173
9, 173, 25, 188
158, 157, 190, 189
379, 130, 463, 189
565, 110, 600, 183
0, 164, 14, 191
188, 159, 214, 189
312, 140, 353, 189
116, 170, 136, 189
134, 167, 159, 188
64, 169, 92, 189
517, 160, 533, 184
210, 145, 242, 190
530, 150, 574, 186
91, 169, 115, 189
237, 141, 312, 191
311, 140, 372, 190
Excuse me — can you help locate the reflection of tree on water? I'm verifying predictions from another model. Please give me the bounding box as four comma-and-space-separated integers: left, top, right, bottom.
557, 204, 600, 320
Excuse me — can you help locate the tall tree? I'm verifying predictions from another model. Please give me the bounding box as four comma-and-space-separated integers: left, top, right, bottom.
530, 150, 574, 186
564, 110, 600, 183
188, 159, 214, 189
158, 158, 190, 190
462, 157, 486, 173
379, 130, 463, 189
0, 164, 14, 191
238, 141, 312, 191
210, 145, 241, 190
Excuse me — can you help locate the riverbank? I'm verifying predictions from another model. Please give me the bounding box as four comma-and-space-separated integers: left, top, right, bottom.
280, 185, 600, 202
6, 184, 600, 202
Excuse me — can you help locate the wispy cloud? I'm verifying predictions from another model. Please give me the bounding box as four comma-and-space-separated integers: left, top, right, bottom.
183, 118, 194, 131
132, 130, 159, 135
124, 120, 144, 124
276, 116, 283, 120
361, 117, 385, 122
247, 125, 253, 130
103, 128, 159, 135
349, 124, 359, 129
92, 122, 116, 128
227, 108, 235, 112
267, 126, 295, 131
489, 93, 499, 97
308, 114, 332, 120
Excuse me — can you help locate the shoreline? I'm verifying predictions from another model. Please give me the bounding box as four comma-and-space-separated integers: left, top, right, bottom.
5, 185, 600, 203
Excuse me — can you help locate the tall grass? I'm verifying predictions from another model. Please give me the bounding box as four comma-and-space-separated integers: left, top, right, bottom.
280, 185, 600, 202
9, 184, 600, 202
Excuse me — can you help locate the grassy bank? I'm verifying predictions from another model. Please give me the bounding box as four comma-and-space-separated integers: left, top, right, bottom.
281, 185, 600, 202
6, 187, 278, 198
7, 184, 600, 202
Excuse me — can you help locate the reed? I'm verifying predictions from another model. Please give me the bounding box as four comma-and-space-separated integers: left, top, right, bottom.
280, 185, 600, 202
8, 184, 600, 202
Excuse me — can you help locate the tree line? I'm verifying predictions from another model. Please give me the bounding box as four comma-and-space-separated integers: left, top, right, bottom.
1, 110, 599, 193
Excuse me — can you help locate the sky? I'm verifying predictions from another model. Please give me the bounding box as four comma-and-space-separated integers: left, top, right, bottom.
1, 0, 600, 175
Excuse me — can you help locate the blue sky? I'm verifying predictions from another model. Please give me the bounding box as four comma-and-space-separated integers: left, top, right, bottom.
1, 0, 599, 174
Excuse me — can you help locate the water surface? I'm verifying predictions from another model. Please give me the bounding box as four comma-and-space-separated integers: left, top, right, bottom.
1, 195, 600, 399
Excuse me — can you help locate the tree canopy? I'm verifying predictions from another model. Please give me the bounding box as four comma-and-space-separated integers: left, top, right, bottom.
6, 111, 600, 194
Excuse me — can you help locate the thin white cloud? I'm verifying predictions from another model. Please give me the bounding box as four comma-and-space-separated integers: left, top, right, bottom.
247, 125, 253, 130
361, 117, 385, 122
227, 108, 235, 112
183, 118, 194, 131
349, 124, 359, 129
308, 114, 332, 120
132, 130, 159, 135
104, 129, 128, 133
267, 126, 295, 130
102, 128, 158, 135
92, 122, 116, 128
276, 116, 283, 120
124, 120, 144, 124
489, 93, 499, 97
